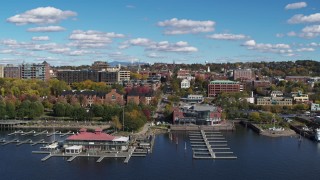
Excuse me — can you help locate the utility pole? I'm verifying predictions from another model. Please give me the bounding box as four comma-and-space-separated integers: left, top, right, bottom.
122, 106, 125, 131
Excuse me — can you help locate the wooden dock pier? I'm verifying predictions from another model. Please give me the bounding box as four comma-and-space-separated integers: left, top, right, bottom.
2, 138, 19, 146
31, 139, 47, 146
21, 130, 36, 136
33, 130, 48, 136
16, 139, 32, 146
8, 130, 23, 136
189, 130, 237, 160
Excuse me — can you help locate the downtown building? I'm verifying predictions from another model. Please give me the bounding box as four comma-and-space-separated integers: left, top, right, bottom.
208, 80, 241, 97
233, 69, 253, 81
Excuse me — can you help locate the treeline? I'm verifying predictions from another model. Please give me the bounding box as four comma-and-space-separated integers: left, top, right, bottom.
0, 78, 124, 98
0, 98, 44, 119
52, 102, 151, 131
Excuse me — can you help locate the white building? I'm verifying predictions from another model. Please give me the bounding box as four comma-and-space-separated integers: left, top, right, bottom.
181, 79, 190, 89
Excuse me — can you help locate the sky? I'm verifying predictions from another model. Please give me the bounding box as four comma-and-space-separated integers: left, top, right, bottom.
0, 0, 320, 66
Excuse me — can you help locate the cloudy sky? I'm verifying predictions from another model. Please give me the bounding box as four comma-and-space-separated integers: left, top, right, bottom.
0, 0, 320, 66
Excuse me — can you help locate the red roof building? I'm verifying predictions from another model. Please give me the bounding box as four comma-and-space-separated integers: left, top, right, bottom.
65, 128, 129, 151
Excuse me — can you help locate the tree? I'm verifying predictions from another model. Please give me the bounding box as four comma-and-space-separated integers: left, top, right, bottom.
92, 104, 104, 117
53, 103, 66, 117
6, 102, 16, 119
249, 112, 261, 122
112, 116, 122, 131
0, 100, 6, 119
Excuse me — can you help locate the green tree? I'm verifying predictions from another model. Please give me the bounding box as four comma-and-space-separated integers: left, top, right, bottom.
112, 116, 122, 131
5, 102, 16, 119
53, 103, 66, 117
248, 112, 261, 122
92, 104, 104, 117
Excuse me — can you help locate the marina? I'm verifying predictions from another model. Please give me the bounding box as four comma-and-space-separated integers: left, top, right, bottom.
188, 130, 237, 159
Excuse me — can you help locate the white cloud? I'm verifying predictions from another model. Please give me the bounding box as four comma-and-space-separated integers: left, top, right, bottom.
147, 52, 165, 59
242, 39, 291, 54
121, 38, 198, 53
32, 36, 49, 41
27, 26, 66, 32
157, 18, 215, 35
296, 47, 315, 52
207, 33, 248, 40
108, 51, 139, 62
288, 13, 320, 24
302, 25, 320, 33
68, 50, 91, 56
242, 40, 256, 46
308, 42, 320, 47
285, 2, 307, 10
7, 6, 77, 25
287, 31, 297, 36
68, 30, 125, 48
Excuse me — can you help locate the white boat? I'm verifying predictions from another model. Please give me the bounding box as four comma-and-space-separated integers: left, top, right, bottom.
40, 142, 59, 151
315, 128, 320, 141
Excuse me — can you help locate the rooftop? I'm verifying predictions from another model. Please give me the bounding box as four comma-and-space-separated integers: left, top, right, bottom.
209, 80, 239, 84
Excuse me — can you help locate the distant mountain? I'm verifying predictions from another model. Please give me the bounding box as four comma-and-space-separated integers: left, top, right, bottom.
108, 61, 149, 66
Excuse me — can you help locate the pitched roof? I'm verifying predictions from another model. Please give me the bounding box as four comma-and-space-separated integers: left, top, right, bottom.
67, 129, 115, 141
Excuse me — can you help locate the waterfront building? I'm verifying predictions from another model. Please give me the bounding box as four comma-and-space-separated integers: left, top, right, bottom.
65, 128, 129, 152
21, 61, 50, 81
4, 64, 20, 79
99, 71, 119, 83
181, 79, 190, 89
233, 69, 253, 81
256, 96, 292, 106
208, 80, 240, 97
173, 104, 222, 125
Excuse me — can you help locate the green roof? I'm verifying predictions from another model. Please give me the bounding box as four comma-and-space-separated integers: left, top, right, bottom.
209, 80, 239, 84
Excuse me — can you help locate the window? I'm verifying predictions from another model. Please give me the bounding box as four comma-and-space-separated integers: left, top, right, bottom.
112, 94, 116, 100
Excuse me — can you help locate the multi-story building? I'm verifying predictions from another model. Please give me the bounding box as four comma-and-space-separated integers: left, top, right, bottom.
181, 79, 190, 89
180, 94, 204, 103
119, 71, 130, 81
57, 70, 99, 84
99, 71, 119, 83
21, 61, 50, 81
270, 91, 283, 97
4, 64, 20, 79
233, 69, 253, 81
0, 65, 4, 78
253, 80, 271, 88
208, 80, 240, 97
256, 97, 292, 106
311, 103, 320, 111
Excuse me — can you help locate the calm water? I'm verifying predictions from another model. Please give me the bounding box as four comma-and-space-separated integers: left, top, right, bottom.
1, 126, 320, 180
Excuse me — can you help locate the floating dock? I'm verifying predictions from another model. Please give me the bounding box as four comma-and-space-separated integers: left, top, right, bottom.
189, 130, 237, 160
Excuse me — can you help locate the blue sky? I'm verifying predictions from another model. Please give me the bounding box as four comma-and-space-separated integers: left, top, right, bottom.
0, 0, 320, 66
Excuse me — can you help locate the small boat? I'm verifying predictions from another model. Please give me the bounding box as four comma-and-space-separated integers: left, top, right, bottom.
315, 128, 320, 142
40, 142, 59, 151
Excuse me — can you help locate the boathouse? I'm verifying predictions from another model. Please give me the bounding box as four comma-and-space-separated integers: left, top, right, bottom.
65, 128, 129, 152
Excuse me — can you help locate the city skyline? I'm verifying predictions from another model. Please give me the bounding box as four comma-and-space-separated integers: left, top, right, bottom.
0, 0, 320, 66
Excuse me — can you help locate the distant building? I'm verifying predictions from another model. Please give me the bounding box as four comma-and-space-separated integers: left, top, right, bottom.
21, 61, 50, 81
291, 91, 309, 103
256, 97, 292, 106
119, 71, 131, 81
208, 80, 240, 97
4, 64, 20, 79
177, 69, 191, 79
270, 91, 283, 97
173, 104, 222, 125
285, 76, 310, 83
0, 65, 4, 78
253, 80, 271, 88
233, 69, 253, 81
99, 71, 119, 83
91, 61, 109, 71
181, 79, 190, 89
180, 94, 204, 103
57, 70, 99, 84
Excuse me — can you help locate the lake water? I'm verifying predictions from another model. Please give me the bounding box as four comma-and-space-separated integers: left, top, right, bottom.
1, 126, 320, 180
